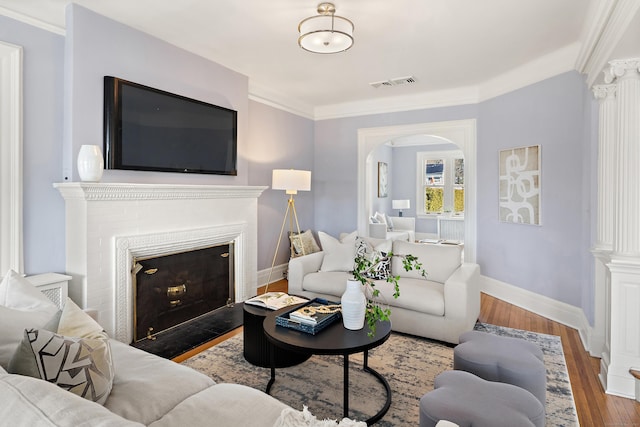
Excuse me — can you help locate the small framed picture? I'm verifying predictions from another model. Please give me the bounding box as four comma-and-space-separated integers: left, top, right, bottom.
378, 162, 388, 198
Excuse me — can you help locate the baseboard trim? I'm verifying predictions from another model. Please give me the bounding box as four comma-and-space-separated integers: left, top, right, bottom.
480, 275, 593, 353
257, 263, 288, 288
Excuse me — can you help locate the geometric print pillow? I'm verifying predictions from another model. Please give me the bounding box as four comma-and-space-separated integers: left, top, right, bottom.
355, 237, 391, 280
7, 328, 114, 405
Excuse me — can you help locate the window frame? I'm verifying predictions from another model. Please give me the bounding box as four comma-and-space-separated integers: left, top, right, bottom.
416, 149, 464, 218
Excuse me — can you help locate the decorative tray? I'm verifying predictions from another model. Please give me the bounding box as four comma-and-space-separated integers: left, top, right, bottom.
275, 298, 342, 335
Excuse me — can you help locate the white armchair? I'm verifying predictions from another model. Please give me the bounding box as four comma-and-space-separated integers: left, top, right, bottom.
369, 216, 415, 242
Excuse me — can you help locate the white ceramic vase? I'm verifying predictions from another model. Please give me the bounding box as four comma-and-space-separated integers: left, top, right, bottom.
341, 279, 366, 330
77, 145, 104, 182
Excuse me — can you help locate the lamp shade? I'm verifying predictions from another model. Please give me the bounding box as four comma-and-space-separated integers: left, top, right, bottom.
392, 199, 410, 210
272, 169, 311, 194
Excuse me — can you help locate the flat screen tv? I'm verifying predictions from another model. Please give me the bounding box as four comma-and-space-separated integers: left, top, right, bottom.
104, 76, 237, 175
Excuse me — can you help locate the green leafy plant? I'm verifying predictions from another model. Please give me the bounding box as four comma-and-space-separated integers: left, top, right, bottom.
351, 250, 426, 336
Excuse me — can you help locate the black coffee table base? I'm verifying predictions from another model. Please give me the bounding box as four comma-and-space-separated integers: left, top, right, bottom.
266, 348, 392, 426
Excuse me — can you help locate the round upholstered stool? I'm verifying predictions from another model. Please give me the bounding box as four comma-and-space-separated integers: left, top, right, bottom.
453, 330, 546, 408
419, 370, 545, 427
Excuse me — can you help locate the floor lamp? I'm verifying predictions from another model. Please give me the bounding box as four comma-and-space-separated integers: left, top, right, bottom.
265, 169, 312, 293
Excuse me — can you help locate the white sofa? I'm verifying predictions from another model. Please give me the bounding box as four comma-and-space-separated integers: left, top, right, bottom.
0, 271, 295, 427
369, 216, 416, 242
288, 239, 481, 344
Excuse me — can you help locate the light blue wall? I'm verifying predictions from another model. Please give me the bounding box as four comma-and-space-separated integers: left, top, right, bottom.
477, 72, 594, 312
313, 72, 596, 321
247, 101, 315, 270
64, 5, 250, 185
0, 16, 65, 274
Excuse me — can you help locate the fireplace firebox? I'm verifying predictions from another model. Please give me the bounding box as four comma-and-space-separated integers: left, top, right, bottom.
133, 243, 234, 342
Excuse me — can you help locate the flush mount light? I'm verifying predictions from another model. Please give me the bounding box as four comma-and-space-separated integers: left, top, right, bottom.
298, 2, 354, 54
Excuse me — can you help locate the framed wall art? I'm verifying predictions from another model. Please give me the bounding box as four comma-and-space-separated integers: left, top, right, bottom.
499, 145, 541, 225
378, 162, 388, 198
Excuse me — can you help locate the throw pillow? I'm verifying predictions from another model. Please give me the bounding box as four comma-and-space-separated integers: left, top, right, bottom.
385, 214, 395, 231
289, 230, 321, 258
355, 237, 391, 280
57, 298, 107, 340
317, 232, 356, 272
8, 328, 114, 405
0, 270, 60, 370
373, 211, 387, 226
274, 405, 366, 427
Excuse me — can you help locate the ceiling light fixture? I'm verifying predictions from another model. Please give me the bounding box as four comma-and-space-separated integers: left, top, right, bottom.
298, 2, 354, 54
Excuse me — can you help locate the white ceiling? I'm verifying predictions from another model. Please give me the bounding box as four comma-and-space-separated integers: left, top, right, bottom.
1, 0, 639, 118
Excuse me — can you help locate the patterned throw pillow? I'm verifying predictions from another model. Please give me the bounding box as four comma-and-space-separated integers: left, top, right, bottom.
355, 237, 391, 280
289, 230, 321, 258
8, 329, 114, 405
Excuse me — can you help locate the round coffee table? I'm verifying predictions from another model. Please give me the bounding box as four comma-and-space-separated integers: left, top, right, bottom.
263, 310, 392, 425
242, 303, 311, 368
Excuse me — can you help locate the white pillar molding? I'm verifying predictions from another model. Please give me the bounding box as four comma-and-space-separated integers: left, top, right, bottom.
592, 84, 617, 250
597, 57, 640, 399
608, 58, 640, 258
0, 41, 24, 275
590, 84, 616, 358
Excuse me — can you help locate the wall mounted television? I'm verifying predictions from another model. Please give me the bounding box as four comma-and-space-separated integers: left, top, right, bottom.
104, 76, 237, 175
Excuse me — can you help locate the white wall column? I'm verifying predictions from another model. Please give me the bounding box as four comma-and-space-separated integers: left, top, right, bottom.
591, 84, 616, 359
600, 58, 640, 399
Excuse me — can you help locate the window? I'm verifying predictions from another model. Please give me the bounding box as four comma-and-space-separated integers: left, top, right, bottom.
417, 150, 464, 216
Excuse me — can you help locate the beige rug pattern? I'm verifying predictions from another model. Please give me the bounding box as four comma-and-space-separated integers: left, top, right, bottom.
183, 323, 577, 426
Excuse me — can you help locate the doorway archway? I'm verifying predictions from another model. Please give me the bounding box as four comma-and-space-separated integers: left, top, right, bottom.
357, 119, 477, 262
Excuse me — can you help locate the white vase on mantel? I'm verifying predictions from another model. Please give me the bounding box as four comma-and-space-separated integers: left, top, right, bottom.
341, 279, 366, 330
77, 144, 104, 182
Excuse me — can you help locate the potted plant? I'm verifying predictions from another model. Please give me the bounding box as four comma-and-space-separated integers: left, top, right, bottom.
344, 243, 426, 336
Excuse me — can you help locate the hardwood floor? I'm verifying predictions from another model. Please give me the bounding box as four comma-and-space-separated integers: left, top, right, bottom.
479, 292, 640, 426
177, 281, 640, 426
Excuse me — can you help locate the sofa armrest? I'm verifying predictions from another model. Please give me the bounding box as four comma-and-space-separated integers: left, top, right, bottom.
443, 263, 481, 321
369, 222, 387, 239
390, 216, 415, 232
287, 251, 324, 295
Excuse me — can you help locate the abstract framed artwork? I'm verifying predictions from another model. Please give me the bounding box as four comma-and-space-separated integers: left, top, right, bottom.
499, 145, 541, 225
378, 162, 388, 198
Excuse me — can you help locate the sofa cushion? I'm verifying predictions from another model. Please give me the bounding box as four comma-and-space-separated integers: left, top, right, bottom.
391, 241, 462, 284
303, 271, 351, 297
370, 278, 445, 316
105, 339, 215, 425
9, 328, 114, 405
318, 232, 356, 272
148, 383, 288, 427
0, 372, 141, 426
0, 270, 60, 369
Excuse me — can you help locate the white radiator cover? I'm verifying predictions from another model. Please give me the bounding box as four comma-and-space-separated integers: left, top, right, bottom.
438, 217, 465, 241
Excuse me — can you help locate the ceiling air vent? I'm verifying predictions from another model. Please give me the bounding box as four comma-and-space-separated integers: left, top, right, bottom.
369, 76, 417, 88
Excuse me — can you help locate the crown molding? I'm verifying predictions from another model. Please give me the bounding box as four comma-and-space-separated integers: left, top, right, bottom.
578, 0, 640, 87
0, 6, 65, 35
248, 82, 314, 120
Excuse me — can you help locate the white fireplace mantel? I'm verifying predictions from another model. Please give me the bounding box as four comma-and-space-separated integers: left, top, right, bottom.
54, 182, 267, 342
54, 182, 267, 201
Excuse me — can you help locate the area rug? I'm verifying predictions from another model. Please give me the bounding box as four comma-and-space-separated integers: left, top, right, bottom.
182, 323, 578, 426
